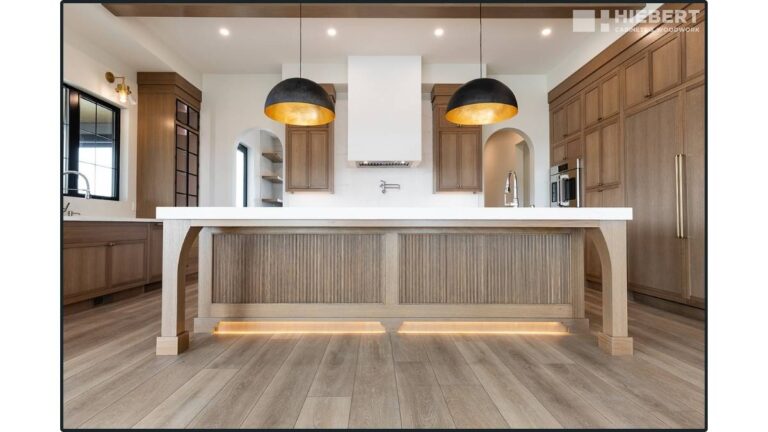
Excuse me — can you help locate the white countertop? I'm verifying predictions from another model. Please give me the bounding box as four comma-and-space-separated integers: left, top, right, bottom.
63, 216, 160, 223
156, 207, 632, 221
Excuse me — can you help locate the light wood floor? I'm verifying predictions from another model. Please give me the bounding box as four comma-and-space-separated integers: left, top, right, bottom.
63, 285, 705, 429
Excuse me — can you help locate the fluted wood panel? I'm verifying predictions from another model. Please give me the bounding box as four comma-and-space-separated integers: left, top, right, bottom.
399, 233, 572, 304
213, 233, 383, 303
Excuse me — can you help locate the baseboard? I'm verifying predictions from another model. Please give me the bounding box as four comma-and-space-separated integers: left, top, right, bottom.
631, 291, 706, 321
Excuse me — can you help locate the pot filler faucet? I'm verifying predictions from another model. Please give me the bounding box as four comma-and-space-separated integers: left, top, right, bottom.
504, 171, 520, 207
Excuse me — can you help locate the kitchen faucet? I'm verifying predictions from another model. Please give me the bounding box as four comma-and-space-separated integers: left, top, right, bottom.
62, 170, 92, 199
504, 171, 520, 207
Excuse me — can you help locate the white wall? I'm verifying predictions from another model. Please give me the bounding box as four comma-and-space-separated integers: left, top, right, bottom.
201, 71, 551, 208
62, 38, 138, 217
484, 74, 551, 207
199, 74, 285, 206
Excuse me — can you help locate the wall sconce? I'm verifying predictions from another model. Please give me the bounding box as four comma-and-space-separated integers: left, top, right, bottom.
105, 72, 135, 104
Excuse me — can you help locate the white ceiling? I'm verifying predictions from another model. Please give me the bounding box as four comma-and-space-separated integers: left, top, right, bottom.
129, 16, 616, 75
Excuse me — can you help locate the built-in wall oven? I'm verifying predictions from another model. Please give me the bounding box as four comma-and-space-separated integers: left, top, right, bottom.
550, 159, 582, 207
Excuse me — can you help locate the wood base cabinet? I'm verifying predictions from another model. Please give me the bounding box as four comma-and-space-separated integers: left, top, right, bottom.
64, 221, 198, 306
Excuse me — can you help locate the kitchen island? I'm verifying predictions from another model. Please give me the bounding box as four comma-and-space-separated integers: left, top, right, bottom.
155, 207, 633, 356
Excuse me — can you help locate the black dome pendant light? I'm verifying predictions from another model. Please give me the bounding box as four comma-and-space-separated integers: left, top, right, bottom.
265, 3, 335, 126
445, 3, 518, 126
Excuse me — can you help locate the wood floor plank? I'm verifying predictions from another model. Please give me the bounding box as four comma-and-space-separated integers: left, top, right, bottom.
188, 334, 300, 429
134, 368, 237, 428
485, 335, 614, 428
452, 334, 561, 428
544, 362, 667, 428
308, 334, 361, 397
240, 335, 331, 428
441, 384, 509, 428
79, 333, 238, 428
423, 335, 479, 385
394, 361, 455, 428
348, 334, 401, 429
295, 397, 352, 429
652, 409, 706, 428
206, 334, 272, 369
64, 334, 156, 402
63, 353, 177, 428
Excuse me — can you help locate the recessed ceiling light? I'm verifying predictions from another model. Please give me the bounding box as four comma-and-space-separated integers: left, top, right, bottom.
327, 27, 337, 37
434, 28, 445, 37
541, 27, 552, 37
219, 27, 230, 37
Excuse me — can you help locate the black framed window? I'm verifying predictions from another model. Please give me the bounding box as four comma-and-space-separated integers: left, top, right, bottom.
236, 144, 248, 207
62, 85, 120, 200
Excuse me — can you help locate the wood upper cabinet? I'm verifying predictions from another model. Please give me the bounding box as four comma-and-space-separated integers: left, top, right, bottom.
552, 106, 567, 141
551, 96, 581, 142
624, 54, 650, 108
286, 124, 334, 192
650, 33, 682, 95
623, 33, 683, 109
137, 72, 202, 218
585, 72, 620, 127
432, 84, 482, 192
551, 136, 581, 166
684, 20, 705, 80
565, 97, 581, 136
583, 121, 620, 190
285, 84, 335, 193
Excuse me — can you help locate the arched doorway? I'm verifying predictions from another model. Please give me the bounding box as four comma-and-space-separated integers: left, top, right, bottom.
232, 128, 283, 207
483, 128, 534, 207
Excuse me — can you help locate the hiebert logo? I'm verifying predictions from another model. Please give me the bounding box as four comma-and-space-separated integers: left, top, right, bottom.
573, 9, 702, 33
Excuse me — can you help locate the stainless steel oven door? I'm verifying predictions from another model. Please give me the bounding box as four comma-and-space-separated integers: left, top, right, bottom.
551, 173, 580, 207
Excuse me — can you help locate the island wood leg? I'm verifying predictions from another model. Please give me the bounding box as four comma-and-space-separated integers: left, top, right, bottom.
587, 221, 633, 356
156, 220, 201, 355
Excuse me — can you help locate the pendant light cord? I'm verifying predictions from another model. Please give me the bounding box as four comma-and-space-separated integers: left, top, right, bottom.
479, 2, 483, 78
299, 3, 303, 78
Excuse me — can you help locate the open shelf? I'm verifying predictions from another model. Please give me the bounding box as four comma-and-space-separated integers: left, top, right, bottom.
261, 175, 283, 184
261, 152, 283, 163
261, 198, 283, 206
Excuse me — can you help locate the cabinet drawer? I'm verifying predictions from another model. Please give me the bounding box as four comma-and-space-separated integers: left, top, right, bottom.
64, 222, 148, 245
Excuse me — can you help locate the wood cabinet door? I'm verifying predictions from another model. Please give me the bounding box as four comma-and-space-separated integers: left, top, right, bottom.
584, 129, 601, 189
684, 83, 705, 302
110, 241, 147, 288
566, 136, 582, 165
625, 96, 684, 298
436, 104, 458, 129
584, 85, 600, 127
437, 131, 459, 190
566, 98, 581, 136
148, 223, 163, 283
551, 144, 566, 165
624, 55, 649, 108
308, 130, 330, 189
600, 121, 621, 187
63, 245, 108, 301
287, 129, 309, 190
600, 73, 620, 119
684, 21, 705, 80
552, 107, 567, 141
650, 34, 682, 95
458, 132, 481, 190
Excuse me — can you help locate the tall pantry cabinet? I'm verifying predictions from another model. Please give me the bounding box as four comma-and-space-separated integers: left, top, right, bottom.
550, 6, 705, 310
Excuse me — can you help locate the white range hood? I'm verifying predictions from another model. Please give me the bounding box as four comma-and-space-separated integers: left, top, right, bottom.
347, 56, 422, 167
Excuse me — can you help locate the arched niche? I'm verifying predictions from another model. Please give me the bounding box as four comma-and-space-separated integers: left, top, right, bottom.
483, 128, 534, 207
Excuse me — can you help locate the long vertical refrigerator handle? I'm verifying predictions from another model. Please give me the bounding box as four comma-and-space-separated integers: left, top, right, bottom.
674, 155, 681, 238
678, 154, 686, 238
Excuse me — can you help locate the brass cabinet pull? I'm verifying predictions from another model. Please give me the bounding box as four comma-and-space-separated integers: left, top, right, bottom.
674, 155, 681, 238
678, 154, 686, 238
674, 154, 686, 239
